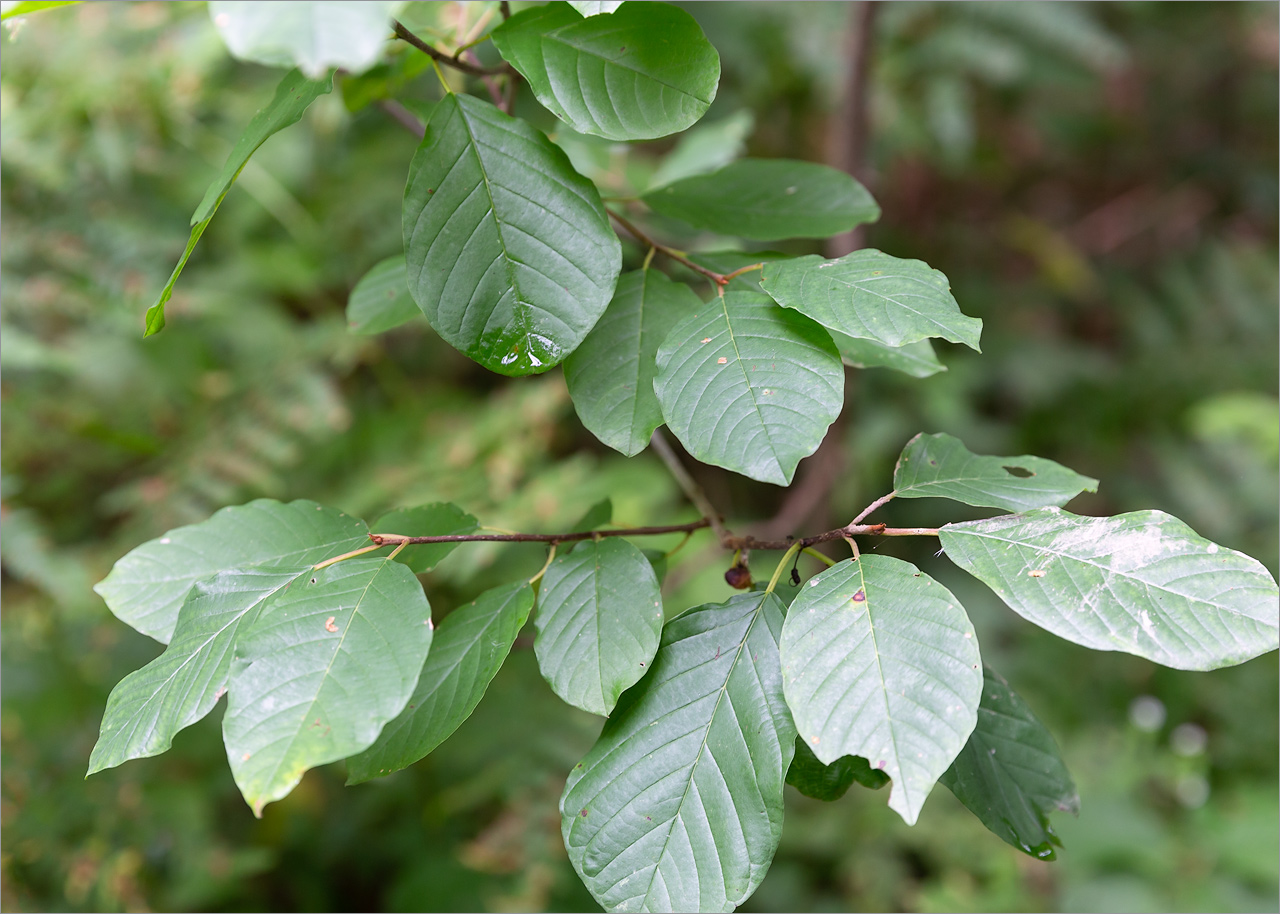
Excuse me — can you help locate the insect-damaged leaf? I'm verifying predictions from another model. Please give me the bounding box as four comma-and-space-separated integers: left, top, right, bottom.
403, 92, 621, 376
492, 1, 719, 141
761, 249, 982, 351
780, 556, 982, 825
371, 502, 478, 574
346, 256, 421, 335
564, 269, 696, 456
94, 499, 371, 645
894, 432, 1098, 512
144, 70, 332, 336
89, 567, 309, 776
562, 591, 795, 913
223, 557, 432, 816
346, 581, 533, 784
940, 666, 1079, 860
653, 292, 843, 486
941, 508, 1280, 671
535, 538, 663, 716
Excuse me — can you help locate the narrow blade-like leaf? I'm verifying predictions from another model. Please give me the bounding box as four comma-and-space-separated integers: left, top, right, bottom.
94, 499, 371, 645
89, 566, 308, 775
894, 432, 1098, 512
492, 1, 719, 141
403, 92, 621, 376
786, 737, 888, 802
209, 1, 402, 77
346, 256, 420, 335
761, 249, 982, 351
371, 502, 478, 574
534, 538, 663, 716
653, 291, 844, 486
561, 592, 796, 913
224, 557, 433, 816
564, 269, 696, 456
940, 666, 1079, 860
832, 332, 946, 378
346, 581, 533, 783
941, 508, 1280, 671
780, 556, 982, 825
144, 70, 332, 336
643, 158, 879, 241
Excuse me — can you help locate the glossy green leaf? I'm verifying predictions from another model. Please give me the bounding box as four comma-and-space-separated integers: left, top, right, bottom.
568, 0, 623, 15
94, 499, 370, 645
941, 508, 1280, 671
534, 538, 663, 716
224, 557, 432, 816
832, 332, 946, 378
561, 591, 796, 913
0, 1, 78, 21
653, 292, 844, 486
780, 556, 982, 825
345, 581, 533, 784
786, 738, 888, 802
939, 666, 1079, 860
144, 70, 333, 336
403, 92, 621, 376
492, 2, 719, 141
649, 110, 753, 189
89, 567, 308, 776
894, 432, 1098, 512
346, 256, 421, 335
761, 249, 982, 351
642, 158, 879, 241
208, 1, 402, 77
371, 502, 478, 574
564, 269, 697, 456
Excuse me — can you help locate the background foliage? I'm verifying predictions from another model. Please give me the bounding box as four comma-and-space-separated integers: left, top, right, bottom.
2, 2, 1277, 911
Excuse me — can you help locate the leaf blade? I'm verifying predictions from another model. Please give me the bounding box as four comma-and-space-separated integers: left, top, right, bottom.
564, 268, 697, 456
653, 292, 844, 485
346, 255, 421, 335
832, 332, 946, 378
534, 538, 663, 716
223, 557, 433, 815
403, 93, 621, 375
492, 1, 719, 141
345, 581, 533, 783
561, 591, 796, 913
894, 432, 1098, 512
780, 556, 983, 825
941, 508, 1280, 671
761, 249, 982, 351
209, 1, 402, 77
785, 737, 889, 802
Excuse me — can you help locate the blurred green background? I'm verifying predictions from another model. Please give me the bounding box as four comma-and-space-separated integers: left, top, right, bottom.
2, 2, 1277, 911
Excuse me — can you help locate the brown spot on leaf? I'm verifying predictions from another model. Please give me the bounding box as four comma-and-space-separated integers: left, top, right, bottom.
717, 357, 728, 364
852, 590, 866, 602
1028, 569, 1046, 578
325, 616, 339, 632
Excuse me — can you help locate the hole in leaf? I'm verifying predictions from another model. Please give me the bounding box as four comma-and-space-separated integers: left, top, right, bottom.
1002, 465, 1035, 478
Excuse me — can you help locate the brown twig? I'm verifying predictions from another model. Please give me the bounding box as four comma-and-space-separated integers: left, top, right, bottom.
606, 209, 730, 286
392, 20, 507, 77
650, 430, 729, 542
378, 99, 426, 138
369, 520, 710, 547
826, 0, 880, 257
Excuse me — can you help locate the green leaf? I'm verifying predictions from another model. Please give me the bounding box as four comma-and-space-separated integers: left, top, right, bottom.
564, 268, 697, 456
88, 567, 308, 775
832, 332, 946, 378
144, 70, 333, 336
534, 538, 663, 716
371, 503, 478, 574
653, 292, 844, 486
208, 1, 402, 77
403, 93, 621, 376
491, 2, 719, 141
345, 581, 533, 784
642, 158, 879, 241
346, 256, 421, 335
0, 1, 78, 21
894, 432, 1099, 512
940, 508, 1280, 671
760, 249, 982, 351
786, 737, 889, 802
567, 0, 623, 15
223, 557, 432, 816
94, 499, 370, 645
780, 556, 982, 825
570, 499, 613, 533
649, 110, 753, 190
561, 591, 796, 913
939, 666, 1079, 860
